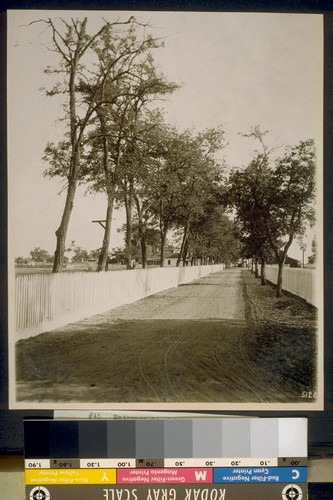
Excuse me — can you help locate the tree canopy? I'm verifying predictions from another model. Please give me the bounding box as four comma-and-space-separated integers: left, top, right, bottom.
36, 17, 316, 288
229, 132, 316, 296
41, 16, 170, 272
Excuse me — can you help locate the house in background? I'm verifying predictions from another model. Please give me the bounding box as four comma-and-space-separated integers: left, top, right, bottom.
284, 256, 301, 268
146, 252, 190, 267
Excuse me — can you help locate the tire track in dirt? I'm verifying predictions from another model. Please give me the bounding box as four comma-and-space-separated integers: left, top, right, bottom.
158, 271, 257, 402
138, 339, 165, 401
111, 270, 248, 402
162, 324, 240, 402
180, 328, 264, 402
135, 270, 246, 402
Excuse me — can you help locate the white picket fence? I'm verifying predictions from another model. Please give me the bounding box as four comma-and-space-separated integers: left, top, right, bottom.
262, 265, 317, 306
15, 264, 225, 339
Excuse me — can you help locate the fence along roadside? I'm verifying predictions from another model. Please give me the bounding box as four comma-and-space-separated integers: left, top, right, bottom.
259, 265, 316, 306
14, 264, 225, 339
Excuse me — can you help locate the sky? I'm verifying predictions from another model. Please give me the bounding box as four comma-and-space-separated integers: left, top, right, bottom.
7, 10, 323, 262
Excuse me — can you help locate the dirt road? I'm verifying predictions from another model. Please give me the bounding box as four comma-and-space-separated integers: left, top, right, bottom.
16, 269, 315, 404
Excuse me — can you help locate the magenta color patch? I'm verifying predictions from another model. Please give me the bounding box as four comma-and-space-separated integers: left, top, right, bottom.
117, 468, 213, 484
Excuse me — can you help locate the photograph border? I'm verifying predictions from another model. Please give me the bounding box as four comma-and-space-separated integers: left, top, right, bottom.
1, 0, 333, 455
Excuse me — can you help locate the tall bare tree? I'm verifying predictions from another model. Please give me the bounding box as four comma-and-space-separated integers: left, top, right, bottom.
40, 16, 159, 272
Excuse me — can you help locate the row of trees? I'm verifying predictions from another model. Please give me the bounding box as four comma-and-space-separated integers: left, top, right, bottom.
34, 17, 316, 299
15, 244, 128, 265
40, 16, 175, 272
39, 16, 240, 272
228, 127, 316, 297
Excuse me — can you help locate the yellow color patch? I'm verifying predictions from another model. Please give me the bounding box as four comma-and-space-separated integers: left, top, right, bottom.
25, 468, 117, 485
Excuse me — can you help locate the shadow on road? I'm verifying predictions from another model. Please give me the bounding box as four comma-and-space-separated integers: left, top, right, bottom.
16, 316, 316, 404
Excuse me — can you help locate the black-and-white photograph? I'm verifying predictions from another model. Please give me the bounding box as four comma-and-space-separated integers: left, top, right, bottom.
7, 10, 323, 409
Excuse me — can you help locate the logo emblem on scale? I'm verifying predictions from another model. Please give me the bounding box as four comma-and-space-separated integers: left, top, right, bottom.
29, 486, 51, 500
282, 484, 303, 500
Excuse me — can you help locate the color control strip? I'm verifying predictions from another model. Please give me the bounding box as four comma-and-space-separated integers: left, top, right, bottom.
25, 457, 307, 469
25, 466, 307, 485
24, 418, 307, 459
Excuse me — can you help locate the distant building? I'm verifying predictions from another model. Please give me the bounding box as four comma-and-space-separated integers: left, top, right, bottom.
285, 256, 301, 268
268, 256, 301, 268
146, 252, 190, 267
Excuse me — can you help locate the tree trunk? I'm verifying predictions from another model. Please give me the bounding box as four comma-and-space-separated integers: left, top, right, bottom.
140, 237, 147, 269
160, 228, 168, 267
254, 257, 259, 278
182, 240, 189, 266
134, 197, 147, 269
177, 221, 190, 267
260, 257, 266, 285
276, 243, 291, 296
52, 180, 77, 273
269, 236, 293, 298
53, 47, 107, 272
276, 262, 283, 297
124, 185, 133, 270
97, 113, 115, 272
137, 216, 147, 269
52, 53, 80, 273
97, 195, 114, 272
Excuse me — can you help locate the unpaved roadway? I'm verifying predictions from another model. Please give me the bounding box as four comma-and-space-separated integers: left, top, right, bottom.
16, 269, 313, 404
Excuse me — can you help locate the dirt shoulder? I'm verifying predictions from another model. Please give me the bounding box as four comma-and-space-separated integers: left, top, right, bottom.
242, 269, 318, 399
242, 269, 317, 329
